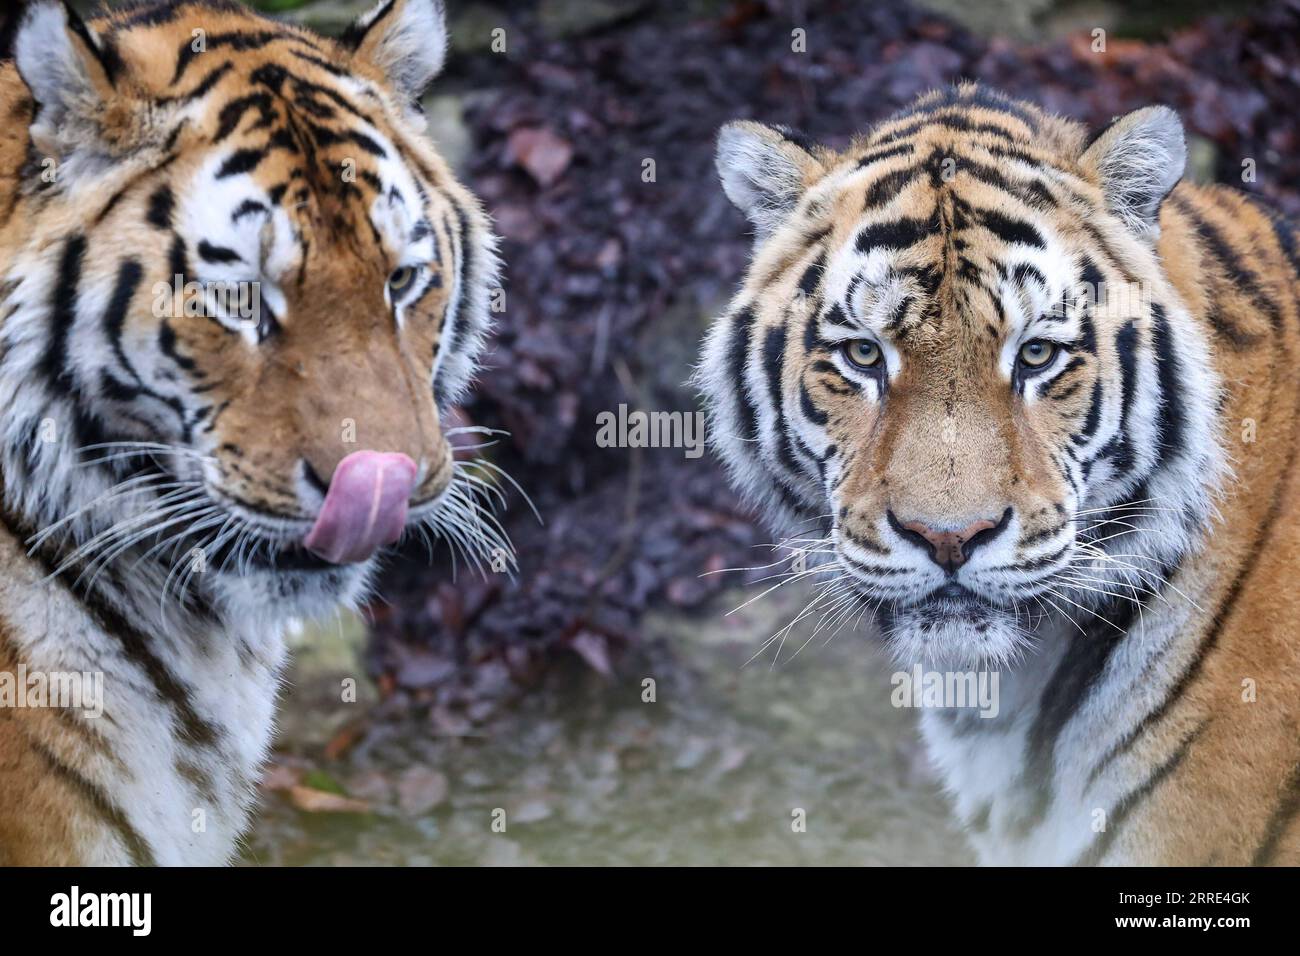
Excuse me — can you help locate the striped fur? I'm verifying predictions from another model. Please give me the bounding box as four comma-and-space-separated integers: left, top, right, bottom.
697, 84, 1300, 865
0, 0, 503, 864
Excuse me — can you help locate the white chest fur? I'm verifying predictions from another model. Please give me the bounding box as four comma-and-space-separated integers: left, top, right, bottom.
914, 585, 1207, 865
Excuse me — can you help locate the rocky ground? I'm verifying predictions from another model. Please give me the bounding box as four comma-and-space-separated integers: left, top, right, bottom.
243, 583, 968, 866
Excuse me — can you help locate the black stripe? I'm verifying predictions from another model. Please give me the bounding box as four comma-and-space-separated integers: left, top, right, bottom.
863, 166, 919, 208
1265, 209, 1300, 278
727, 308, 760, 445
1253, 761, 1300, 865
167, 233, 188, 282
878, 115, 1025, 146
1073, 720, 1208, 866
1012, 263, 1047, 291
856, 211, 938, 253
158, 320, 196, 372
165, 61, 233, 104
884, 293, 914, 332
14, 519, 223, 751
340, 0, 397, 49
856, 142, 914, 167
214, 92, 275, 143
761, 326, 785, 410
1177, 198, 1282, 330
231, 199, 268, 223
799, 383, 828, 426
197, 240, 242, 265
1149, 303, 1186, 458
978, 207, 1044, 247
28, 737, 155, 866
1018, 597, 1139, 833
433, 200, 474, 407
445, 203, 472, 354
762, 325, 809, 482
905, 86, 1043, 131
1076, 259, 1103, 354
957, 154, 1057, 210
171, 30, 289, 85
1097, 321, 1138, 471
64, 5, 122, 85
215, 148, 265, 180
291, 49, 349, 78
101, 259, 191, 436
797, 252, 826, 304
345, 130, 387, 158
39, 235, 88, 392
93, 185, 130, 226
115, 0, 244, 29
146, 185, 174, 230
266, 126, 301, 157
103, 259, 144, 379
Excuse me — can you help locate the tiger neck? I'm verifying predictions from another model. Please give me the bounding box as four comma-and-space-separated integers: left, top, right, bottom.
914, 558, 1215, 865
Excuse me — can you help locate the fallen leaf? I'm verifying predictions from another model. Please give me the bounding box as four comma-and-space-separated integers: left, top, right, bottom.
324, 724, 362, 761
506, 127, 574, 187
287, 786, 369, 814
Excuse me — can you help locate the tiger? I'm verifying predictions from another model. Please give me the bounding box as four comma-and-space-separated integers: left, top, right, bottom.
0, 0, 506, 865
697, 82, 1300, 866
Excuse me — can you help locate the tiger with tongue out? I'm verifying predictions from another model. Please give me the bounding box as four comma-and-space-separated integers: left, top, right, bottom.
0, 0, 505, 865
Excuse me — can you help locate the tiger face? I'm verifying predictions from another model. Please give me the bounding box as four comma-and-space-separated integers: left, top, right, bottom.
699, 86, 1223, 667
0, 0, 502, 619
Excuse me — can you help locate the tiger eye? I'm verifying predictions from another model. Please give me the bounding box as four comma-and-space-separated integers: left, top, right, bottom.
1018, 340, 1056, 368
843, 339, 882, 369
389, 266, 417, 293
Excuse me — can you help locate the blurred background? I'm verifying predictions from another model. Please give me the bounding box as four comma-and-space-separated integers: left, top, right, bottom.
78, 0, 1300, 864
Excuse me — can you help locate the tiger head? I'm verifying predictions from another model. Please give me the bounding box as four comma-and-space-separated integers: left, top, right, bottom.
0, 0, 505, 620
698, 85, 1224, 667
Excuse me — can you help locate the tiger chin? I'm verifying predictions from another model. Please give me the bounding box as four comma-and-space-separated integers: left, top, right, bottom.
697, 84, 1300, 865
0, 0, 506, 865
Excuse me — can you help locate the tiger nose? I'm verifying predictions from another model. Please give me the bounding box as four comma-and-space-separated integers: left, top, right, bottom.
887, 509, 1011, 574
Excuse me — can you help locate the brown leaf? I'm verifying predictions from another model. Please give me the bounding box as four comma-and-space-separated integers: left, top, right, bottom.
506, 127, 574, 188
323, 724, 362, 761
287, 786, 369, 814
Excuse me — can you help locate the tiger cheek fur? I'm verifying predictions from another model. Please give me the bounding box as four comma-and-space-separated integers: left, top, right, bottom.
0, 0, 500, 865
699, 84, 1300, 865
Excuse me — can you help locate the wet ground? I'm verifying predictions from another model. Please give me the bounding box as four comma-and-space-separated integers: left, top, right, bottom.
242, 584, 968, 866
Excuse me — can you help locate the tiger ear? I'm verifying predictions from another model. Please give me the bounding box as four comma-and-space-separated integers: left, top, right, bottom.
342, 0, 448, 103
12, 0, 120, 168
716, 121, 825, 240
1080, 106, 1185, 241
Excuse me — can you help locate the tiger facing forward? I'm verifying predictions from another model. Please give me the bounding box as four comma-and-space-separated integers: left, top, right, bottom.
698, 84, 1300, 865
0, 0, 505, 864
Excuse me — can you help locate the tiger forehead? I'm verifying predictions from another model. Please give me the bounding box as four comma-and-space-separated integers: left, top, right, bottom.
813, 217, 1065, 344
96, 4, 434, 245
804, 133, 1086, 339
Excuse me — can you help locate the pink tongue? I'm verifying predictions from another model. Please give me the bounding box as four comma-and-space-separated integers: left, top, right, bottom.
303, 451, 418, 564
